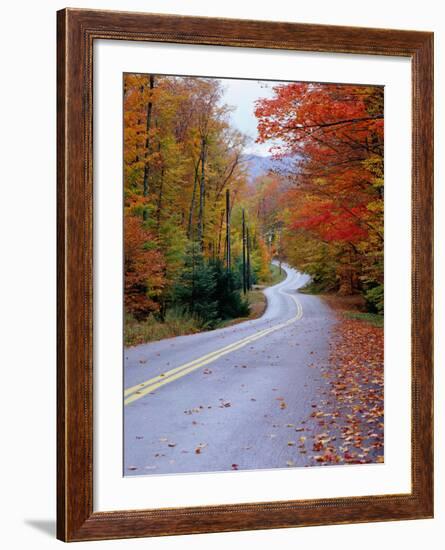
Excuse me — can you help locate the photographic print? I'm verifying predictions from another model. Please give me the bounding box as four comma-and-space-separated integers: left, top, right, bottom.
57, 11, 433, 539
123, 74, 384, 476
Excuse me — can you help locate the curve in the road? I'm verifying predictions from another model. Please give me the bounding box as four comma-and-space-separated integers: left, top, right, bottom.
124, 265, 306, 406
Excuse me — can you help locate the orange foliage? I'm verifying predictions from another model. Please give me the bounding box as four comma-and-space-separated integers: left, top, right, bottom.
124, 216, 165, 319
255, 82, 384, 291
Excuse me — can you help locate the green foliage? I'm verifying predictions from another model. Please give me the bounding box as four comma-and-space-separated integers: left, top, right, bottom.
173, 246, 250, 328
231, 255, 261, 289
364, 284, 384, 314
286, 235, 339, 293
344, 311, 384, 328
301, 264, 338, 294
269, 263, 287, 286
211, 259, 250, 320
173, 242, 220, 328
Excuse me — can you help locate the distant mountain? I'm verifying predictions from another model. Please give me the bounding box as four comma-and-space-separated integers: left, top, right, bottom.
242, 154, 296, 182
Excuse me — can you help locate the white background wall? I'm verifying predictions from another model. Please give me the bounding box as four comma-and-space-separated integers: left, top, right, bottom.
0, 0, 442, 548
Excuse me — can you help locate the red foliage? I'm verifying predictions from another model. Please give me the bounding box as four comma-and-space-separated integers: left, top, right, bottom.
291, 201, 369, 243
124, 216, 165, 319
255, 83, 383, 249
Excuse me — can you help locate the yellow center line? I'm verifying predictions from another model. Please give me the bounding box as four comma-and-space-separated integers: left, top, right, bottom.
123, 325, 273, 397
124, 290, 303, 406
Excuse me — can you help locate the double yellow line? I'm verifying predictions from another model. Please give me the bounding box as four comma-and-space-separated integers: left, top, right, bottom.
124, 290, 303, 406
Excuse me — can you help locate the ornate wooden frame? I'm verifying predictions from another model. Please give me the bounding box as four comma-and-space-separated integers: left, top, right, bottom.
57, 8, 434, 542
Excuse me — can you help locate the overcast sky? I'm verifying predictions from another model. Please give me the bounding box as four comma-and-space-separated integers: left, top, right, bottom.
216, 78, 282, 157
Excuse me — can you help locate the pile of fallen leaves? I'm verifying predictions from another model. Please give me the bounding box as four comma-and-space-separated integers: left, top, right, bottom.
307, 314, 384, 466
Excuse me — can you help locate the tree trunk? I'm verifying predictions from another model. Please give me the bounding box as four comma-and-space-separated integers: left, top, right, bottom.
134, 83, 144, 164
217, 209, 224, 259
187, 157, 201, 239
198, 136, 206, 249
156, 166, 164, 233
247, 226, 251, 290
242, 209, 247, 294
142, 75, 155, 220
225, 189, 231, 271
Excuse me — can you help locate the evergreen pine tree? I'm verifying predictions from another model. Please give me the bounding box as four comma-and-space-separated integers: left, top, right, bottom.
173, 242, 219, 327
211, 259, 249, 320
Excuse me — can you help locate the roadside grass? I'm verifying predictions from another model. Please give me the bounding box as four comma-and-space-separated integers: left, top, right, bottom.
248, 289, 267, 318
320, 294, 384, 329
125, 263, 284, 346
219, 289, 266, 329
241, 263, 288, 321
343, 311, 384, 328
298, 281, 326, 295
269, 263, 287, 286
223, 263, 287, 327
126, 291, 264, 345
125, 309, 201, 347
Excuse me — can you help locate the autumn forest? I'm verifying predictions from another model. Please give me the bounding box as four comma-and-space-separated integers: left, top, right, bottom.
123, 74, 384, 345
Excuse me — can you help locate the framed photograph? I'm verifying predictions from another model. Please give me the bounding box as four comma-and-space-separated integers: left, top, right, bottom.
57, 8, 433, 542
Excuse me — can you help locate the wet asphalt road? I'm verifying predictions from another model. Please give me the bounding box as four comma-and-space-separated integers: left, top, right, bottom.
124, 265, 337, 476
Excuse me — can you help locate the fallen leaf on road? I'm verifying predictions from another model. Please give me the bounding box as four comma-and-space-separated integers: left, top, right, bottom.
195, 443, 207, 454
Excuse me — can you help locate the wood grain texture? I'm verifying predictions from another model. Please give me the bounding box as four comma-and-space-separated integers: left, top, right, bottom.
57, 8, 434, 542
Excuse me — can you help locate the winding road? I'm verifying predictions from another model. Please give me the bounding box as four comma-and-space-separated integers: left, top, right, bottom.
124, 264, 337, 475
